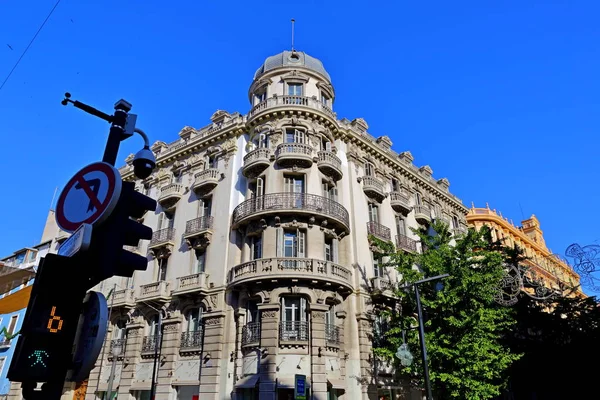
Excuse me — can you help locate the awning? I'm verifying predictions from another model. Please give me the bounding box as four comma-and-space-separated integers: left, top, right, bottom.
0, 285, 32, 314
236, 374, 260, 388
277, 377, 310, 389
328, 379, 345, 389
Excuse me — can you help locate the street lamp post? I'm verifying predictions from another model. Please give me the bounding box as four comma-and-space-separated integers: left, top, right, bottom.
399, 273, 449, 400
105, 340, 122, 400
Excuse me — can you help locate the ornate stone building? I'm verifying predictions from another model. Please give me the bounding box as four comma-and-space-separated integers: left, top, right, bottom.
80, 49, 468, 400
467, 204, 580, 292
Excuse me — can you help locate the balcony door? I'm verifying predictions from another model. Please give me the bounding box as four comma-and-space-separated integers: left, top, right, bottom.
158, 211, 175, 231
284, 175, 304, 208
281, 297, 307, 341
248, 176, 265, 211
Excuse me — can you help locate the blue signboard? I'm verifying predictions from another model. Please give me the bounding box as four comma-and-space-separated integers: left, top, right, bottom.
295, 374, 306, 400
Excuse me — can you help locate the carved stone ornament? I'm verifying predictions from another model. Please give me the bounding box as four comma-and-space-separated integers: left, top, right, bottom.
312, 311, 326, 320
127, 327, 142, 337
314, 289, 325, 304
261, 309, 277, 319
150, 246, 172, 260
163, 323, 180, 332
204, 316, 223, 326
269, 132, 283, 146
185, 233, 212, 250
222, 137, 237, 153
209, 294, 218, 310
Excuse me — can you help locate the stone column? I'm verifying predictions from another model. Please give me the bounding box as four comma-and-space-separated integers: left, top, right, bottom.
336, 310, 347, 380
199, 312, 225, 400
357, 314, 378, 399
310, 304, 329, 400
117, 323, 144, 399
155, 316, 182, 400
257, 303, 279, 400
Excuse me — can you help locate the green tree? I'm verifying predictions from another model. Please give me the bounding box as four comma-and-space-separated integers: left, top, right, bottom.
372, 222, 521, 399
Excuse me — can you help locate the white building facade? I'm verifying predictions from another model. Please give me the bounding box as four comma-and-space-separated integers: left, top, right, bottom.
77, 50, 468, 400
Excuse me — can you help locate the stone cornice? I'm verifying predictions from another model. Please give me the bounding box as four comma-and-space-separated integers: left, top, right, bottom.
337, 127, 467, 214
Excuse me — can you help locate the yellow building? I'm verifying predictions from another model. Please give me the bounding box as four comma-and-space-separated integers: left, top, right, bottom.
467, 204, 580, 292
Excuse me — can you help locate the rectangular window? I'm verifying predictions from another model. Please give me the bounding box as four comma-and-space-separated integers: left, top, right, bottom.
246, 300, 259, 323
284, 175, 304, 194
281, 297, 307, 322
324, 236, 338, 263
157, 258, 168, 281
325, 305, 335, 326
277, 228, 305, 259
7, 315, 18, 337
322, 182, 338, 201
321, 138, 332, 151
452, 216, 459, 229
173, 173, 182, 184
186, 308, 201, 332
251, 235, 263, 260
391, 178, 400, 192
28, 251, 37, 262
198, 197, 212, 217
255, 88, 267, 104
195, 250, 206, 273
415, 192, 422, 205
368, 203, 379, 223
372, 253, 383, 278
396, 216, 406, 236
285, 128, 305, 144
321, 93, 330, 106
158, 212, 175, 231
15, 252, 26, 265
288, 83, 303, 96
364, 162, 374, 177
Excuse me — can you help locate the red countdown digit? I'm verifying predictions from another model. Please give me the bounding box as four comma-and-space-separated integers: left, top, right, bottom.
47, 306, 64, 333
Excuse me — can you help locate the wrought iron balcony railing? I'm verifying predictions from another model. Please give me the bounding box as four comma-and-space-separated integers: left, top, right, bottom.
396, 234, 417, 252
150, 228, 176, 247
279, 321, 309, 342
325, 324, 340, 345
180, 329, 203, 350
185, 216, 213, 235
142, 335, 161, 354
232, 192, 349, 231
242, 322, 261, 346
367, 221, 391, 241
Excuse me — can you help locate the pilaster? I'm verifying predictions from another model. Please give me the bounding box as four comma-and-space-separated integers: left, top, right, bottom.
155, 316, 182, 400
257, 304, 279, 400
117, 323, 144, 398
199, 312, 225, 400
310, 304, 329, 400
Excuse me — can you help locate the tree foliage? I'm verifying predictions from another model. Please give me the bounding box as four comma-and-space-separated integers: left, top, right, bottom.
373, 222, 521, 399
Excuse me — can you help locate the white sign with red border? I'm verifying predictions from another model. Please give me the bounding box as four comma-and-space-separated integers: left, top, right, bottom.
55, 162, 122, 233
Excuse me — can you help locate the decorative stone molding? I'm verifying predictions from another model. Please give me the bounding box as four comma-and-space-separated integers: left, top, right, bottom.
316, 81, 335, 99
151, 140, 168, 154
261, 310, 277, 319
350, 118, 368, 133
336, 310, 347, 319
163, 323, 180, 332
437, 177, 450, 191
419, 165, 433, 178
208, 294, 219, 310
204, 316, 223, 326
178, 126, 196, 140
281, 70, 310, 83
185, 234, 212, 251
376, 135, 392, 150
150, 246, 172, 260
312, 311, 326, 320
398, 151, 414, 164
210, 109, 230, 124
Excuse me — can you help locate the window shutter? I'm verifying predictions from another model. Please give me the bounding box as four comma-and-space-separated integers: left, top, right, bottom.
276, 227, 283, 257
297, 230, 305, 258
332, 186, 338, 202
294, 129, 304, 144
325, 141, 332, 151
300, 298, 307, 322
332, 239, 339, 263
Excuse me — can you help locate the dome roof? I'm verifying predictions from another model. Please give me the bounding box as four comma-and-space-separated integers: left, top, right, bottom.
254, 50, 331, 81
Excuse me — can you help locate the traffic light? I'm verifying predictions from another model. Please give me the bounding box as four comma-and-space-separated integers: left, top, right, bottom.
8, 254, 87, 383
86, 180, 157, 285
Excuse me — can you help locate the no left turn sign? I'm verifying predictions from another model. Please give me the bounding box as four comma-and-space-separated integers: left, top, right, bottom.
55, 162, 122, 233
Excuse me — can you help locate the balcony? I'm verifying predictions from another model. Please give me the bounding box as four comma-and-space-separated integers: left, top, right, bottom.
183, 216, 213, 250
172, 272, 208, 296
371, 277, 397, 299
232, 193, 350, 235
228, 258, 352, 292
158, 183, 184, 210
390, 192, 411, 215
138, 281, 170, 303
325, 324, 340, 347
396, 234, 417, 253
317, 151, 343, 181
243, 148, 272, 178
242, 322, 261, 348
361, 176, 386, 203
414, 205, 432, 225
280, 321, 309, 343
180, 329, 203, 353
148, 228, 176, 258
275, 143, 313, 169
141, 335, 161, 355
191, 169, 220, 196
111, 288, 136, 308
247, 95, 336, 125
367, 221, 391, 241
452, 226, 468, 236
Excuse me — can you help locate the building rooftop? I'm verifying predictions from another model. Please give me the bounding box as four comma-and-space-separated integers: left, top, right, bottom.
254, 50, 331, 81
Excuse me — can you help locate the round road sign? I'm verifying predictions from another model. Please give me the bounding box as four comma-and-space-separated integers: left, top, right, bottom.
55, 162, 122, 233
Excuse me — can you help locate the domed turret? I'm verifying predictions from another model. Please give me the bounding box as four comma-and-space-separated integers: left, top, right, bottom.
254, 50, 331, 81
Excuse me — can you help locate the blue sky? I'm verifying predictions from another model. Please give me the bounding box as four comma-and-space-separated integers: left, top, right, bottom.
1, 1, 598, 291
